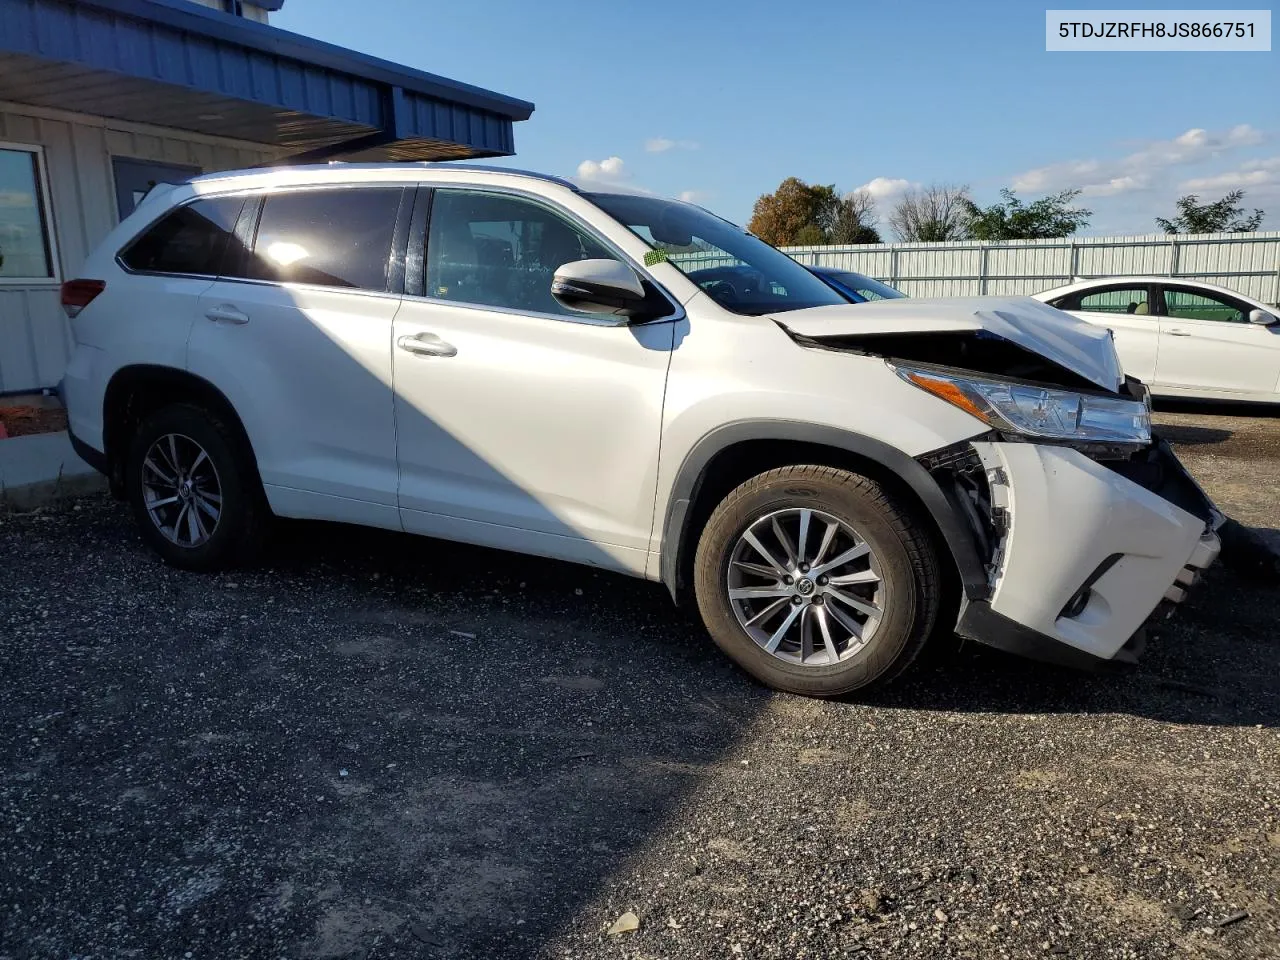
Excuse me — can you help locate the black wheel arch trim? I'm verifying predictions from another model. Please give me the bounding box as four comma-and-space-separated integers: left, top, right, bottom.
102, 364, 260, 475
659, 420, 991, 603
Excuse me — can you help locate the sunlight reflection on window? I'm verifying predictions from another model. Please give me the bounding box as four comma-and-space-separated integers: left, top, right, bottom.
266, 241, 309, 266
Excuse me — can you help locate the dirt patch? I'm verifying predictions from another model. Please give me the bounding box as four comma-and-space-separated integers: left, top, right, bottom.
0, 404, 66, 438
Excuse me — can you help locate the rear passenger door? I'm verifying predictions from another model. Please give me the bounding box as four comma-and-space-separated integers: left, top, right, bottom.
1057, 283, 1160, 385
187, 185, 409, 528
115, 196, 245, 373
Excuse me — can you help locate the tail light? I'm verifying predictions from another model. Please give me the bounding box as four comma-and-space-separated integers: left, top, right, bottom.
61, 279, 106, 318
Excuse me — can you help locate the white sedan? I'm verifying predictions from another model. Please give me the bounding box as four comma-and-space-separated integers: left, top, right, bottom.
1033, 277, 1280, 402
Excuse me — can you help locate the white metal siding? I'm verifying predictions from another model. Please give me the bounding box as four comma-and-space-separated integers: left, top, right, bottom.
0, 103, 275, 392
787, 233, 1280, 306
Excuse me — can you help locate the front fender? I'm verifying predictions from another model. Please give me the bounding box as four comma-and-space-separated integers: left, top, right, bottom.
658, 420, 991, 603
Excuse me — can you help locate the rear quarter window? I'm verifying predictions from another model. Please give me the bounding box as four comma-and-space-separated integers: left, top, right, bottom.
120, 197, 244, 275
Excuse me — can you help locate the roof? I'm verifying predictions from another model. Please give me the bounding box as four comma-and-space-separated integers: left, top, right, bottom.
0, 0, 534, 161
1033, 276, 1273, 307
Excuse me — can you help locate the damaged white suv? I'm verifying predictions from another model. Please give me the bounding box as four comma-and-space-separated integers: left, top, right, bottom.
60, 164, 1222, 696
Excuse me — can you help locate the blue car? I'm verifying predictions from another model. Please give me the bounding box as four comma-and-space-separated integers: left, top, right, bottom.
809, 266, 906, 303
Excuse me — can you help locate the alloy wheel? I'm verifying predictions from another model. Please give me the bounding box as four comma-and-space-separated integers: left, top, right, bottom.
726, 507, 885, 666
141, 433, 223, 548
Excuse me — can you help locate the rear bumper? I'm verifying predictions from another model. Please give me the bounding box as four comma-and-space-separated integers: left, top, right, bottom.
957, 440, 1220, 666
67, 423, 109, 477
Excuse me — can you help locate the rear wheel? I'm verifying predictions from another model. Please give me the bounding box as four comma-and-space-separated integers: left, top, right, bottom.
125, 403, 267, 570
693, 465, 941, 697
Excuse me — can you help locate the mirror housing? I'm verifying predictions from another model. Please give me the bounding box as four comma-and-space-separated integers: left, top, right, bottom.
1248, 308, 1278, 326
551, 259, 648, 318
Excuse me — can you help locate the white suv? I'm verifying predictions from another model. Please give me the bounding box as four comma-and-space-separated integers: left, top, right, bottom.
60, 164, 1221, 696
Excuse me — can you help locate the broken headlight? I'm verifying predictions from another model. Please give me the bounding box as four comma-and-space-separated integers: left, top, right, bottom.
894, 364, 1151, 446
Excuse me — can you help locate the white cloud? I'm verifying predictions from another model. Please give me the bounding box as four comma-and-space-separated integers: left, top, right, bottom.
1179, 155, 1280, 196
645, 137, 699, 153
576, 156, 627, 181
678, 190, 705, 203
1011, 124, 1266, 197
854, 176, 920, 202
1081, 174, 1149, 197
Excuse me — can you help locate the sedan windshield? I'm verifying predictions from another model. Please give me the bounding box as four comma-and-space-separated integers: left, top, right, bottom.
585, 192, 848, 316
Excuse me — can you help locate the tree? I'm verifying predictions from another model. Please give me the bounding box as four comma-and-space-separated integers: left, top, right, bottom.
829, 192, 882, 244
793, 224, 827, 246
748, 177, 836, 246
963, 188, 1091, 240
1156, 190, 1265, 234
888, 184, 972, 241
748, 177, 882, 245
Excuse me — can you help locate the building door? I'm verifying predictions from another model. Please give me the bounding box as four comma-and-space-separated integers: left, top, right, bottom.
111, 157, 202, 220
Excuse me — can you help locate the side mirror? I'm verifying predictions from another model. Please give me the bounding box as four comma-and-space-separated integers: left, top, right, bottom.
551, 259, 647, 318
1248, 308, 1278, 326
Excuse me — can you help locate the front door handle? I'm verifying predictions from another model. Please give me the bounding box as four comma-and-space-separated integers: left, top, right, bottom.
204, 304, 249, 325
397, 333, 457, 358
1167, 329, 1191, 337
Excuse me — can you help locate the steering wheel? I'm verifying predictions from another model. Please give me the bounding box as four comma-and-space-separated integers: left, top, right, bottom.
700, 278, 740, 302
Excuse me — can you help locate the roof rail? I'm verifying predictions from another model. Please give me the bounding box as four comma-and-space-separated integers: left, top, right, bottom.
190, 162, 580, 191
416, 163, 580, 191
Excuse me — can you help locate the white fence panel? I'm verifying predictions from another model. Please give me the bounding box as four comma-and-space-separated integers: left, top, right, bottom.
783, 232, 1280, 305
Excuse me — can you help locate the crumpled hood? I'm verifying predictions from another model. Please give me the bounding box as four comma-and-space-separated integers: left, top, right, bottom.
775, 295, 1125, 392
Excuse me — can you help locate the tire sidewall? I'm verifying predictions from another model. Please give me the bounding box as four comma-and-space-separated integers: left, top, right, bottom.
125, 405, 255, 569
695, 471, 933, 696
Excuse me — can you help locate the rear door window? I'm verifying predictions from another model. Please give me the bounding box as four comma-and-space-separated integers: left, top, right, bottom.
239, 187, 403, 291
121, 197, 244, 275
1076, 286, 1153, 317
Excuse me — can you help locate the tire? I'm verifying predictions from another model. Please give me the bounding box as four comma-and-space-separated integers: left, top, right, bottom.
693, 465, 941, 697
125, 402, 268, 570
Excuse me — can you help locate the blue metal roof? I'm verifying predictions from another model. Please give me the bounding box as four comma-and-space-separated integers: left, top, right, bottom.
0, 0, 533, 160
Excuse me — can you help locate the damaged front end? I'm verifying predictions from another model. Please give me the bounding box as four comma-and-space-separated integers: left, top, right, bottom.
778, 298, 1224, 668
928, 437, 1221, 669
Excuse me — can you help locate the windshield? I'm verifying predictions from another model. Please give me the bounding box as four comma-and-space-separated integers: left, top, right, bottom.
585, 192, 847, 316
820, 270, 907, 302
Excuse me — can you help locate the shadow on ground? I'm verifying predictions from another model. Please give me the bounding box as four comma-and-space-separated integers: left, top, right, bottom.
1, 502, 1277, 959
1153, 423, 1233, 446
1154, 398, 1280, 419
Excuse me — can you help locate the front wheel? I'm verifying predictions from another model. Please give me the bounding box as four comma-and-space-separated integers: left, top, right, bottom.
693, 465, 941, 697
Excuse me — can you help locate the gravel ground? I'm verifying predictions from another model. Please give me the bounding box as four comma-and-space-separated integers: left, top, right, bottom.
1, 407, 1278, 960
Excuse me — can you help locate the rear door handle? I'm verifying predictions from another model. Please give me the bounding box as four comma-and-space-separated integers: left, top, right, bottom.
1167, 329, 1191, 337
397, 333, 457, 358
204, 304, 249, 325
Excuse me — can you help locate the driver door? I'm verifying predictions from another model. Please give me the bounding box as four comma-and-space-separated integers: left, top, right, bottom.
390, 187, 678, 574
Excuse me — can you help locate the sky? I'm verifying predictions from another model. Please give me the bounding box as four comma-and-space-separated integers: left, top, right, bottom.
274, 0, 1280, 237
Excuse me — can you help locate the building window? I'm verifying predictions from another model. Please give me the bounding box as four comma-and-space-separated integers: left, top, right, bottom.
0, 144, 56, 281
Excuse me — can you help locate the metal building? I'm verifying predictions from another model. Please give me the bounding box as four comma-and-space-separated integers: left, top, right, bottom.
0, 0, 533, 393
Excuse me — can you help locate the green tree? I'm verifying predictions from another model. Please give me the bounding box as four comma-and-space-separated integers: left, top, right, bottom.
962, 188, 1092, 240
792, 224, 827, 246
1155, 190, 1265, 234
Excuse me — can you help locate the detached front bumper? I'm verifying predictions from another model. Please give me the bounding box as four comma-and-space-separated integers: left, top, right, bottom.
955, 440, 1220, 667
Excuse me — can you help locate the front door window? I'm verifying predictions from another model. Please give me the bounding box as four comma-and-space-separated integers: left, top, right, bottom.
1163, 288, 1247, 324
